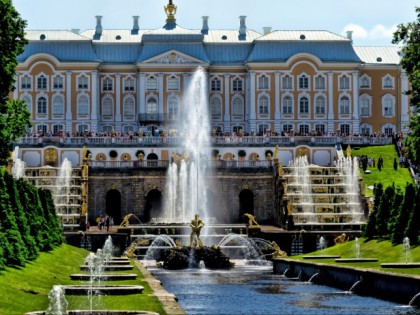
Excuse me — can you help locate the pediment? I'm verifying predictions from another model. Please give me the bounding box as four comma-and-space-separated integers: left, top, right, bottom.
142, 50, 206, 65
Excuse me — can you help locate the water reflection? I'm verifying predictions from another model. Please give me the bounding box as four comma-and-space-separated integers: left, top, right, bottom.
149, 265, 419, 315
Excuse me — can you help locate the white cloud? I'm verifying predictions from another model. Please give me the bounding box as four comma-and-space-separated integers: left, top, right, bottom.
342, 23, 397, 41
342, 23, 368, 39
369, 24, 397, 39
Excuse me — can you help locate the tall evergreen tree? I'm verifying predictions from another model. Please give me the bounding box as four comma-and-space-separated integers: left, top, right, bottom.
38, 188, 62, 249
405, 186, 420, 245
391, 184, 416, 245
376, 185, 396, 239
363, 183, 384, 239
0, 1, 30, 165
0, 168, 26, 266
387, 187, 404, 241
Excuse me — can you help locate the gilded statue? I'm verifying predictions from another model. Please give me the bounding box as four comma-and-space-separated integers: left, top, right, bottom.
82, 164, 88, 179
346, 145, 352, 157
189, 214, 205, 248
277, 161, 283, 176
81, 201, 87, 217
274, 145, 279, 160
172, 152, 189, 164
120, 214, 133, 227
271, 241, 287, 258
82, 146, 87, 160
164, 0, 177, 21
81, 182, 87, 196
334, 233, 349, 245
244, 213, 259, 227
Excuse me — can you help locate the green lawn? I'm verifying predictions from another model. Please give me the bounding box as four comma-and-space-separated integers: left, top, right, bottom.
351, 145, 414, 196
293, 238, 420, 276
0, 244, 166, 315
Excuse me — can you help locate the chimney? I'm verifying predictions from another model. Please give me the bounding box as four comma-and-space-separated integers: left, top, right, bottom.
201, 16, 209, 35
94, 15, 103, 40
263, 27, 271, 35
238, 16, 247, 40
132, 16, 140, 35
346, 30, 353, 42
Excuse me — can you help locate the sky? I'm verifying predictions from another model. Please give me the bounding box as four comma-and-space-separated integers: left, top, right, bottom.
13, 0, 419, 46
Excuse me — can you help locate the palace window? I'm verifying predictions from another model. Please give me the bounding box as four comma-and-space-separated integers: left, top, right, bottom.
37, 124, 47, 134
383, 75, 394, 89
360, 96, 371, 116
259, 124, 270, 133
299, 124, 310, 135
168, 76, 180, 91
282, 75, 293, 90
232, 97, 244, 116
258, 95, 269, 114
315, 96, 326, 114
314, 75, 325, 90
22, 95, 32, 113
78, 75, 88, 89
52, 124, 64, 135
384, 125, 394, 135
102, 98, 113, 117
339, 96, 350, 114
21, 75, 32, 90
52, 95, 64, 115
340, 124, 350, 136
53, 75, 64, 90
37, 96, 47, 114
168, 96, 179, 120
210, 97, 222, 118
78, 124, 89, 133
282, 96, 293, 114
146, 98, 158, 118
123, 125, 135, 133
77, 95, 89, 115
360, 124, 371, 136
37, 75, 47, 90
124, 77, 135, 92
360, 75, 371, 89
258, 75, 269, 89
233, 78, 243, 92
283, 124, 293, 133
123, 98, 135, 118
146, 76, 157, 90
383, 95, 394, 116
298, 74, 309, 89
211, 77, 221, 91
315, 124, 326, 135
299, 96, 309, 114
103, 77, 113, 91
339, 75, 350, 90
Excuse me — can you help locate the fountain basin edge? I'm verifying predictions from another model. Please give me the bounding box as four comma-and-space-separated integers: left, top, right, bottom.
335, 258, 378, 263
381, 263, 420, 268
26, 311, 159, 315
63, 285, 144, 295
303, 255, 341, 259
70, 273, 138, 281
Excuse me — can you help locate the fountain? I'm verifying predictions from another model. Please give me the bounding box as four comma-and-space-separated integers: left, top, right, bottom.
302, 236, 341, 259
381, 237, 420, 268
46, 285, 68, 315
163, 67, 213, 224
335, 238, 378, 263
12, 146, 26, 180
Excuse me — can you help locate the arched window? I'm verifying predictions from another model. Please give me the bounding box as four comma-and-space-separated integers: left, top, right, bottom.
53, 75, 64, 90
383, 75, 394, 89
52, 95, 64, 115
146, 76, 157, 90
168, 76, 179, 91
78, 74, 88, 89
315, 96, 325, 114
360, 95, 371, 116
315, 124, 326, 135
102, 98, 113, 117
339, 75, 350, 89
37, 96, 47, 114
314, 75, 325, 90
299, 96, 309, 114
339, 96, 350, 114
103, 77, 113, 91
340, 124, 350, 136
77, 95, 89, 115
232, 97, 244, 116
299, 124, 310, 135
360, 75, 370, 88
22, 95, 32, 113
233, 78, 243, 92
21, 75, 32, 90
146, 97, 158, 119
123, 98, 135, 118
282, 75, 292, 90
258, 95, 269, 114
37, 75, 47, 90
258, 75, 269, 89
360, 124, 372, 136
168, 96, 179, 120
282, 96, 293, 114
210, 97, 222, 118
124, 77, 135, 91
211, 77, 221, 91
383, 94, 394, 116
298, 74, 309, 89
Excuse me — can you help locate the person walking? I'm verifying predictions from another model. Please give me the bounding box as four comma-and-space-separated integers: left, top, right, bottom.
105, 215, 110, 232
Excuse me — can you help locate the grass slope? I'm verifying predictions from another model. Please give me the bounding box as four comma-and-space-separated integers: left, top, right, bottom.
351, 145, 414, 196
294, 238, 420, 276
0, 244, 166, 315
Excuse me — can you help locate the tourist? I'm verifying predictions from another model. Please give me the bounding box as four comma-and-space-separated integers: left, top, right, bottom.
109, 216, 114, 231
105, 215, 110, 232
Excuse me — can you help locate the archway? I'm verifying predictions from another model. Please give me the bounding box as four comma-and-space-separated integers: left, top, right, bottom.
143, 189, 163, 223
147, 153, 158, 167
239, 189, 254, 223
106, 189, 121, 224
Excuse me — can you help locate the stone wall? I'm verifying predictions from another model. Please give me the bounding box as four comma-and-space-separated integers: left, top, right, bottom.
87, 167, 277, 225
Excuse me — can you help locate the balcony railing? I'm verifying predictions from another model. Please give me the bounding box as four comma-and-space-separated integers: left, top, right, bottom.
16, 135, 392, 146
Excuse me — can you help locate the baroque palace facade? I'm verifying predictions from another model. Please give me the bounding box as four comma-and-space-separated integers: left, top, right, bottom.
14, 6, 407, 142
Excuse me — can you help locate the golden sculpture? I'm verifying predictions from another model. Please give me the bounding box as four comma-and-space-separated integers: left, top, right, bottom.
137, 153, 144, 161
346, 145, 352, 157
189, 214, 205, 248
81, 200, 87, 217
277, 161, 283, 176
287, 201, 293, 215
271, 241, 288, 258
45, 148, 58, 165
334, 233, 349, 245
82, 146, 87, 160
81, 182, 87, 196
244, 213, 259, 227
164, 0, 177, 22
82, 164, 88, 179
171, 152, 189, 164
274, 145, 279, 160
120, 214, 133, 227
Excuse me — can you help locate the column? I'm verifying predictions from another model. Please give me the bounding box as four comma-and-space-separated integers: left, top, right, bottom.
327, 71, 334, 133
158, 73, 164, 119
352, 71, 360, 135
274, 71, 281, 131
115, 74, 122, 131
400, 71, 410, 133
182, 73, 190, 113
91, 71, 99, 131
65, 71, 72, 132
138, 72, 146, 119
224, 74, 230, 131
249, 71, 256, 132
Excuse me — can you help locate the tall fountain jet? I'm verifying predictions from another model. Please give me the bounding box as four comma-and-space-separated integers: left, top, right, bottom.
164, 67, 213, 223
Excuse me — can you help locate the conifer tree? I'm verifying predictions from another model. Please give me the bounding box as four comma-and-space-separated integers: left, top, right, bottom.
405, 186, 420, 245
375, 185, 396, 239
387, 187, 403, 240
38, 188, 62, 249
391, 184, 416, 245
363, 183, 383, 239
